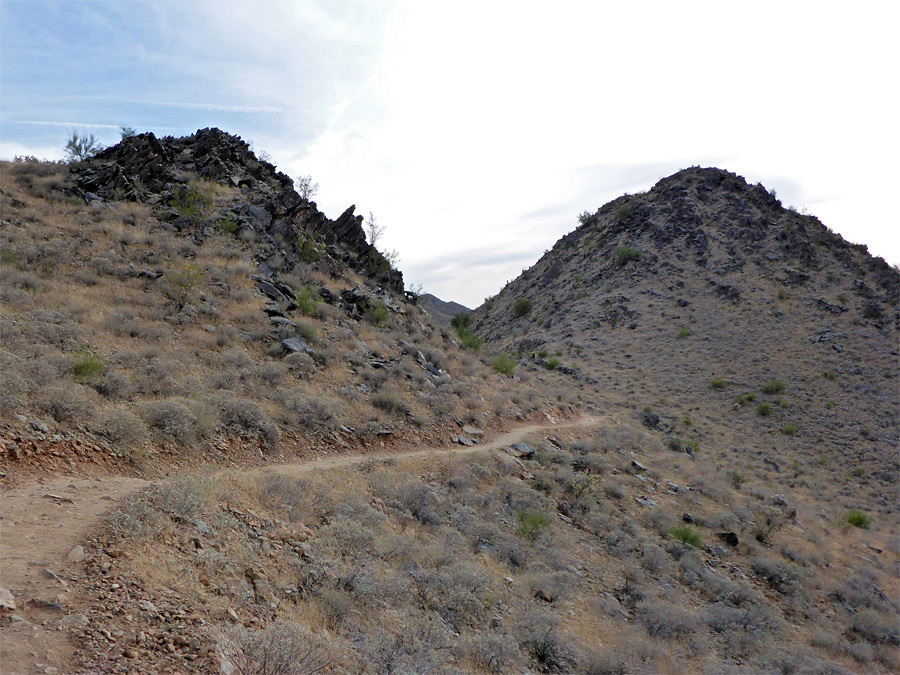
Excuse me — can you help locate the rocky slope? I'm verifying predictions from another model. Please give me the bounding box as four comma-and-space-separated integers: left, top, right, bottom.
474, 166, 898, 522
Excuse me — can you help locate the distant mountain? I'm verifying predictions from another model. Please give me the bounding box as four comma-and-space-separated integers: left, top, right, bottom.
474, 167, 898, 482
418, 293, 471, 327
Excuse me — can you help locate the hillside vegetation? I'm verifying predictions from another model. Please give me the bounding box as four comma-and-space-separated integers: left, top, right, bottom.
0, 140, 897, 674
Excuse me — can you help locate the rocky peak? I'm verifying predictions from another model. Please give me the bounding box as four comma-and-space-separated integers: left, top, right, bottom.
69, 128, 403, 294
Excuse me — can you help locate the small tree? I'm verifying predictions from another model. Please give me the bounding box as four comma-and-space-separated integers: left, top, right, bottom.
295, 175, 319, 200
64, 131, 105, 162
365, 211, 386, 246
578, 210, 593, 225
119, 125, 137, 140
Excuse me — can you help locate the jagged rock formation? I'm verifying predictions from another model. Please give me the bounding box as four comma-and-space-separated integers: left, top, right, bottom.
69, 128, 403, 293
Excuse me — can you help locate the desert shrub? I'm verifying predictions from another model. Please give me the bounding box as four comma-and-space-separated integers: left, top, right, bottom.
518, 611, 571, 670
458, 330, 483, 351
320, 519, 377, 557
726, 469, 746, 489
614, 204, 632, 220
211, 391, 279, 450
845, 509, 872, 529
106, 494, 170, 543
162, 262, 203, 309
757, 402, 772, 416
372, 387, 410, 415
398, 481, 445, 525
850, 610, 899, 645
218, 620, 337, 675
463, 632, 523, 674
364, 301, 390, 325
0, 370, 27, 413
275, 388, 337, 429
636, 600, 699, 639
71, 350, 105, 379
735, 391, 756, 405
669, 524, 702, 547
750, 506, 786, 542
490, 353, 516, 376
543, 357, 561, 370
782, 423, 798, 436
761, 379, 785, 394
37, 385, 97, 423
710, 376, 726, 389
139, 398, 201, 444
99, 408, 148, 449
218, 212, 239, 234
750, 556, 803, 595
529, 570, 576, 603
169, 182, 211, 219
512, 298, 533, 317
613, 245, 640, 266
515, 508, 552, 539
293, 285, 320, 316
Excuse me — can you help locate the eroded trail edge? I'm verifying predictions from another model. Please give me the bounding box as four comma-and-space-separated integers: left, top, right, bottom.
0, 415, 602, 674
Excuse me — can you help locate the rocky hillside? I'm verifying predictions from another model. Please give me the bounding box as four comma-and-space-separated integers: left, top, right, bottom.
474, 167, 898, 531
0, 130, 569, 479
474, 168, 900, 460
418, 293, 472, 327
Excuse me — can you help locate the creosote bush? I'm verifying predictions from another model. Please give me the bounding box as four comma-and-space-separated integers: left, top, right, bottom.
613, 245, 640, 266
669, 524, 702, 547
515, 508, 552, 539
845, 509, 872, 529
491, 353, 516, 376
513, 298, 533, 317
761, 379, 785, 394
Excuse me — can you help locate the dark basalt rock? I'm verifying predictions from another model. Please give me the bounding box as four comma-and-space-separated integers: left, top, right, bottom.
68, 128, 404, 295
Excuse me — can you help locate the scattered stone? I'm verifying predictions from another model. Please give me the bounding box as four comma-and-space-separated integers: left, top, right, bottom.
281, 338, 310, 353
0, 587, 16, 611
462, 425, 484, 436
772, 493, 787, 506
631, 459, 648, 472
681, 513, 694, 524
505, 443, 535, 458
452, 435, 474, 446
634, 496, 658, 507
718, 532, 739, 546
138, 599, 159, 613
67, 546, 85, 562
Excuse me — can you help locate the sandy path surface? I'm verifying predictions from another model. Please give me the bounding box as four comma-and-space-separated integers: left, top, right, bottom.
0, 415, 599, 674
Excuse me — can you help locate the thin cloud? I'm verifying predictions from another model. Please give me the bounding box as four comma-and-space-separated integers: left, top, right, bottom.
10, 121, 122, 130
126, 100, 285, 115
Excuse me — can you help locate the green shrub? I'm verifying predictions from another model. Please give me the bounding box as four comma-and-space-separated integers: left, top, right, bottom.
293, 285, 321, 316
218, 213, 239, 234
513, 298, 533, 317
757, 403, 772, 417
845, 509, 872, 529
364, 301, 390, 325
726, 469, 746, 489
735, 392, 756, 405
761, 379, 785, 394
777, 289, 789, 300
578, 210, 593, 225
491, 353, 516, 376
613, 245, 640, 266
824, 371, 836, 381
451, 312, 472, 331
782, 423, 798, 436
460, 332, 483, 351
710, 377, 726, 390
543, 357, 561, 370
677, 328, 690, 338
294, 235, 321, 262
163, 262, 203, 309
860, 427, 871, 438
669, 524, 702, 548
0, 250, 17, 265
614, 204, 632, 220
515, 509, 552, 539
169, 182, 211, 219
72, 351, 104, 379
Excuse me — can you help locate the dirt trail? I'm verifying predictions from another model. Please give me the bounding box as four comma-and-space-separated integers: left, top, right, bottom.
0, 415, 600, 674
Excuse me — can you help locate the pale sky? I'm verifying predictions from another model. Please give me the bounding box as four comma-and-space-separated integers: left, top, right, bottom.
2, 0, 897, 307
